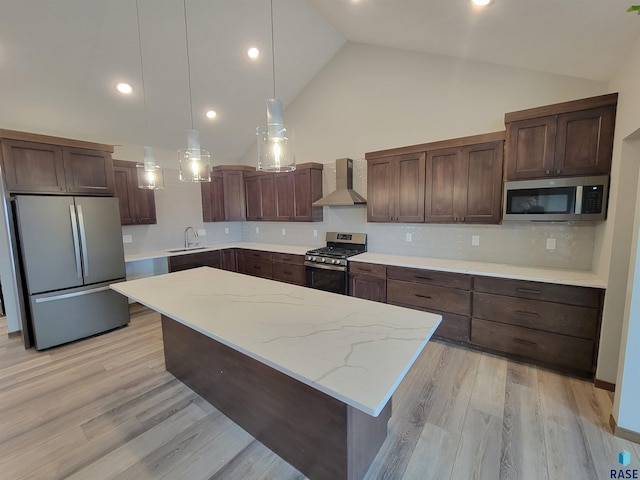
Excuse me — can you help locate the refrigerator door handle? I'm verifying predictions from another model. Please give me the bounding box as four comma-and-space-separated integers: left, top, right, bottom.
34, 286, 113, 303
69, 205, 83, 279
77, 204, 90, 279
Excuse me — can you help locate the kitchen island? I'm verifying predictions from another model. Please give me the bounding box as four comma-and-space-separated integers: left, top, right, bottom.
111, 267, 441, 480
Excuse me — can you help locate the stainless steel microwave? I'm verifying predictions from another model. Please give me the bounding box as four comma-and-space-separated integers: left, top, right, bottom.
503, 175, 609, 222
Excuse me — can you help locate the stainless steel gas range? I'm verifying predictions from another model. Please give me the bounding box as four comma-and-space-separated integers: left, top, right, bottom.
304, 232, 367, 295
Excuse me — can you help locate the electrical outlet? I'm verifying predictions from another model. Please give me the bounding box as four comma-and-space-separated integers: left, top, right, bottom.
255, 227, 260, 234
546, 238, 556, 250
122, 234, 132, 243
224, 227, 229, 234
313, 229, 318, 237
472, 235, 480, 246
405, 232, 412, 242
281, 228, 286, 236
197, 229, 206, 236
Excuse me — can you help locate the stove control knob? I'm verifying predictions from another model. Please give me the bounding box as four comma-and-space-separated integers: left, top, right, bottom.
310, 256, 316, 261
321, 258, 326, 262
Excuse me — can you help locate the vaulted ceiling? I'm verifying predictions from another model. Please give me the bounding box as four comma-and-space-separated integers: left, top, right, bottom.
0, 0, 638, 161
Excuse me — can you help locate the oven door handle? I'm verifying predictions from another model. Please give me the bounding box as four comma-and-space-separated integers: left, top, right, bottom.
304, 261, 346, 272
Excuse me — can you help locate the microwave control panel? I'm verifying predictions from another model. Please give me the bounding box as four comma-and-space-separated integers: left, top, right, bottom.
582, 185, 604, 214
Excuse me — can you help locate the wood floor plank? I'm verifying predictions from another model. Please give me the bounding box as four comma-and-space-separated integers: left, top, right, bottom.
468, 351, 508, 420
538, 369, 598, 480
500, 381, 547, 480
449, 408, 502, 480
402, 422, 460, 480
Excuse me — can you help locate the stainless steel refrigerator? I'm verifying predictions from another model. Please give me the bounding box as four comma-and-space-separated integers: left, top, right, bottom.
12, 195, 129, 350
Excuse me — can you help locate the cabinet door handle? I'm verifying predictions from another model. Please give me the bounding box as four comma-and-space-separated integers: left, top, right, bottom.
556, 169, 561, 174
453, 217, 457, 221
415, 294, 432, 299
516, 288, 541, 295
513, 338, 538, 347
461, 217, 465, 222
545, 170, 550, 175
415, 276, 432, 281
282, 257, 291, 262
515, 310, 540, 318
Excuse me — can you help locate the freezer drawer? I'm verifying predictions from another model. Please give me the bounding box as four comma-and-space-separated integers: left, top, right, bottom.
30, 281, 129, 350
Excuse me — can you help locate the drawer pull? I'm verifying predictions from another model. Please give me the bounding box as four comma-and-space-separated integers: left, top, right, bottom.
284, 270, 292, 275
359, 268, 372, 272
515, 310, 540, 318
516, 288, 541, 295
415, 294, 432, 299
253, 266, 261, 270
513, 338, 538, 347
282, 257, 291, 261
415, 276, 433, 281
252, 253, 261, 258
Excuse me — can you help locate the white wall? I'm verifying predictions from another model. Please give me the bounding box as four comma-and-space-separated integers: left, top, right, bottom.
604, 34, 640, 433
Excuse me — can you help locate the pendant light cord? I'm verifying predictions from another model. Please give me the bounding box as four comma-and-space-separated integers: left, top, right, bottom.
183, 0, 195, 130
135, 0, 149, 146
270, 0, 276, 98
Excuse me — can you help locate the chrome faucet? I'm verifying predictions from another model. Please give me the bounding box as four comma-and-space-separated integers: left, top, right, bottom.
184, 226, 198, 248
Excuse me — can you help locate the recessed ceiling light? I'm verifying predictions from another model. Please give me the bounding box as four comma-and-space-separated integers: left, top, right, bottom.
247, 47, 259, 59
116, 82, 133, 94
471, 0, 491, 5
206, 110, 217, 119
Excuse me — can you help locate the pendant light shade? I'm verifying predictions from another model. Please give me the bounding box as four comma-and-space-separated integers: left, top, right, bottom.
137, 147, 165, 189
179, 129, 211, 182
256, 0, 295, 172
135, 0, 164, 189
178, 0, 211, 182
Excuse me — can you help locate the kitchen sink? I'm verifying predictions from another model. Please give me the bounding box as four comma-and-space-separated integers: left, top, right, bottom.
166, 246, 207, 253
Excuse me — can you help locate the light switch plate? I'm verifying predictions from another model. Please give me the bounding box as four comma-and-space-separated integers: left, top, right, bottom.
313, 229, 318, 237
224, 227, 229, 234
405, 232, 412, 242
197, 229, 206, 236
472, 235, 480, 246
122, 234, 132, 243
255, 227, 260, 234
546, 238, 556, 250
281, 228, 286, 236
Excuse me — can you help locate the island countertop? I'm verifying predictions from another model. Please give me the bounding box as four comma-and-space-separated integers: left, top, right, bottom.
111, 267, 441, 416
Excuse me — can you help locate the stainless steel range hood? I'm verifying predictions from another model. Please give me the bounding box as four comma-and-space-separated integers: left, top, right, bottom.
312, 158, 366, 206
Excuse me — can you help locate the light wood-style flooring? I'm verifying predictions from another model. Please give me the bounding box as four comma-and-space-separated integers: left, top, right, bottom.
1, 305, 638, 480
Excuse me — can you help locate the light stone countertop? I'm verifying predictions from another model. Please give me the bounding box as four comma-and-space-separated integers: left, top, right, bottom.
350, 252, 607, 289
111, 267, 441, 416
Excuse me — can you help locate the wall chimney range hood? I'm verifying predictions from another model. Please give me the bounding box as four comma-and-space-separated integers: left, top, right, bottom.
313, 158, 366, 206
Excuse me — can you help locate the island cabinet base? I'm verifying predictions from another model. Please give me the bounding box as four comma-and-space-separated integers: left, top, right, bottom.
161, 315, 392, 480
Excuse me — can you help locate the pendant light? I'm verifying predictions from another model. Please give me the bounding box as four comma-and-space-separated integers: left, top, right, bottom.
256, 0, 295, 172
135, 0, 164, 189
178, 0, 211, 182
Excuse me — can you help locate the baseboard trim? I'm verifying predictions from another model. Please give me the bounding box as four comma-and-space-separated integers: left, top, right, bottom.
8, 330, 21, 339
609, 414, 640, 444
594, 378, 615, 392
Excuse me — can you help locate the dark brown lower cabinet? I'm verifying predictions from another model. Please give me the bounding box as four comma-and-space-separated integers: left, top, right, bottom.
272, 253, 305, 286
220, 249, 237, 272
349, 263, 387, 303
168, 250, 221, 272
237, 249, 273, 279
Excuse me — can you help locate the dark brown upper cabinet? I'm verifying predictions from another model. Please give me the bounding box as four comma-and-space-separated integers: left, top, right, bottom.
292, 164, 323, 222
367, 152, 426, 223
201, 166, 252, 222
505, 93, 617, 180
245, 172, 276, 221
113, 159, 157, 225
425, 140, 503, 224
0, 131, 115, 195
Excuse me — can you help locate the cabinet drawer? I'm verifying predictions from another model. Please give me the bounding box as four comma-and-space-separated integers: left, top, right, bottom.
474, 276, 601, 308
239, 249, 273, 262
473, 292, 598, 339
387, 266, 471, 289
272, 263, 305, 285
272, 252, 304, 266
470, 318, 595, 373
387, 279, 471, 316
238, 258, 273, 279
349, 262, 386, 278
